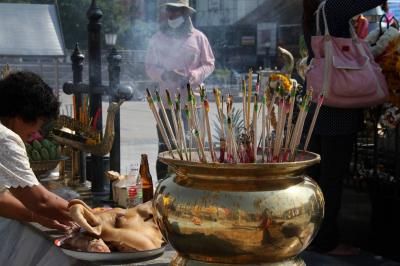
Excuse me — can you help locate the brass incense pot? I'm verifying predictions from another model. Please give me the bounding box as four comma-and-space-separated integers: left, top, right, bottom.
153, 150, 324, 265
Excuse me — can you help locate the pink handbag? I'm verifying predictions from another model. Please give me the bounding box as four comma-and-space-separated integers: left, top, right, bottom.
306, 1, 389, 108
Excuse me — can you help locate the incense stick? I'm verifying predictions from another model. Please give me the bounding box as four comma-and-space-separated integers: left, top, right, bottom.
174, 95, 185, 159
246, 69, 253, 131
183, 105, 193, 161
204, 99, 216, 162
175, 94, 189, 160
213, 88, 226, 159
193, 129, 207, 163
155, 90, 183, 160
252, 94, 258, 162
304, 94, 324, 152
200, 85, 207, 145
261, 92, 267, 162
166, 89, 180, 146
284, 82, 297, 150
145, 89, 175, 159
242, 79, 247, 130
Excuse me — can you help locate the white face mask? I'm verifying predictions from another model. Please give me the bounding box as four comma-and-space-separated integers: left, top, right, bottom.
168, 16, 185, 29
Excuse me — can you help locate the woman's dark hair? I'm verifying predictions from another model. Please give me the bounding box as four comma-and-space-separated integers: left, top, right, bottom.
303, 0, 320, 34
0, 71, 60, 123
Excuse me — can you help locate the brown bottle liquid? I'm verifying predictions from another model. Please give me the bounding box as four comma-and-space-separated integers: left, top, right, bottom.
139, 154, 154, 202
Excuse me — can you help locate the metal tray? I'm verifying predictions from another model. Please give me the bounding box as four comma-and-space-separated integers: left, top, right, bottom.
59, 245, 165, 263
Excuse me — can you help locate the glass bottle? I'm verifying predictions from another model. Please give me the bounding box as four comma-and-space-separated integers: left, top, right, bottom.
139, 154, 154, 202
134, 171, 143, 205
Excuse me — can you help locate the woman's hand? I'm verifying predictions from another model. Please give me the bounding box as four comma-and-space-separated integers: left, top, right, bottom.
32, 213, 71, 232
33, 212, 78, 232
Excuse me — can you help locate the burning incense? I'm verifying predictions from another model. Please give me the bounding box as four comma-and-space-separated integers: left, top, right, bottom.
246, 69, 253, 131
214, 88, 226, 163
145, 89, 175, 159
226, 95, 238, 163
289, 89, 312, 160
185, 100, 202, 161
187, 84, 202, 142
304, 94, 324, 152
213, 88, 225, 138
193, 129, 207, 163
227, 116, 238, 163
204, 99, 216, 162
284, 82, 297, 150
294, 103, 310, 156
261, 92, 267, 162
155, 90, 183, 160
183, 105, 193, 161
166, 90, 179, 143
252, 94, 258, 162
272, 99, 286, 161
200, 85, 207, 144
242, 79, 247, 129
175, 94, 189, 160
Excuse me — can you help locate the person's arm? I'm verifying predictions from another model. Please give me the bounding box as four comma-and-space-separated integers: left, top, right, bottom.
329, 0, 387, 21
0, 135, 72, 226
145, 34, 165, 83
188, 33, 215, 85
0, 190, 70, 231
9, 185, 71, 225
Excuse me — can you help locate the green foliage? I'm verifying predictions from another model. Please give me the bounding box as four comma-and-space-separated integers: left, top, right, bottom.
57, 0, 91, 49
212, 108, 245, 140
58, 0, 131, 49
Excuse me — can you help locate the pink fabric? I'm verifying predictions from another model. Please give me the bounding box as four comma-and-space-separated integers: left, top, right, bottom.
306, 2, 388, 108
145, 29, 215, 107
307, 34, 389, 108
355, 15, 369, 39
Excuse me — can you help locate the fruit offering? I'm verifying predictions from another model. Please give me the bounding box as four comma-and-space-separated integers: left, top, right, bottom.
25, 139, 61, 161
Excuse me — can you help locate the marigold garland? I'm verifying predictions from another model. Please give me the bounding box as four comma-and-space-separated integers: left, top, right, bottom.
269, 74, 292, 94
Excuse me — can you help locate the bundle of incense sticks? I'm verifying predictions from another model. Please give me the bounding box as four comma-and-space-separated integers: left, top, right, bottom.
145, 72, 321, 164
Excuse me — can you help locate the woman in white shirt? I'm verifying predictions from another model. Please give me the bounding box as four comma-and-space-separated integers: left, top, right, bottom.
0, 71, 74, 231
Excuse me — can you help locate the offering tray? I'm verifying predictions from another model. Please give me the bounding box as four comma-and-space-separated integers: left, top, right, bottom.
55, 236, 166, 263
58, 245, 165, 263
30, 156, 68, 178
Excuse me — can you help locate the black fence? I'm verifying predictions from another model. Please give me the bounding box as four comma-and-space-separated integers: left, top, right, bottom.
347, 109, 400, 259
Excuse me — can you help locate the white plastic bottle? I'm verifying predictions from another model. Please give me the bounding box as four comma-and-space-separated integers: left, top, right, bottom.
127, 163, 142, 207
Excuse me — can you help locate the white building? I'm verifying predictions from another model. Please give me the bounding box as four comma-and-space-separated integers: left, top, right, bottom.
195, 0, 266, 27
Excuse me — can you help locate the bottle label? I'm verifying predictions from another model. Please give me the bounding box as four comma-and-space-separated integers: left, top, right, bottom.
128, 185, 142, 207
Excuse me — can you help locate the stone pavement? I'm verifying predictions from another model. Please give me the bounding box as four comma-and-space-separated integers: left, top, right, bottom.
101, 244, 400, 266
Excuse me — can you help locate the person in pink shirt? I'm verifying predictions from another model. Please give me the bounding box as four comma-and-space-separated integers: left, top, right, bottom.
145, 0, 215, 180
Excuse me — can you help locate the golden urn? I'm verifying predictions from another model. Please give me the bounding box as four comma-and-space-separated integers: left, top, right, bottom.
153, 150, 324, 265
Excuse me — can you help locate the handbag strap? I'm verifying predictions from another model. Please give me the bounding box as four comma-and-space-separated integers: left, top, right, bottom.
380, 15, 391, 36
315, 1, 333, 98
315, 1, 329, 36
379, 14, 400, 35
